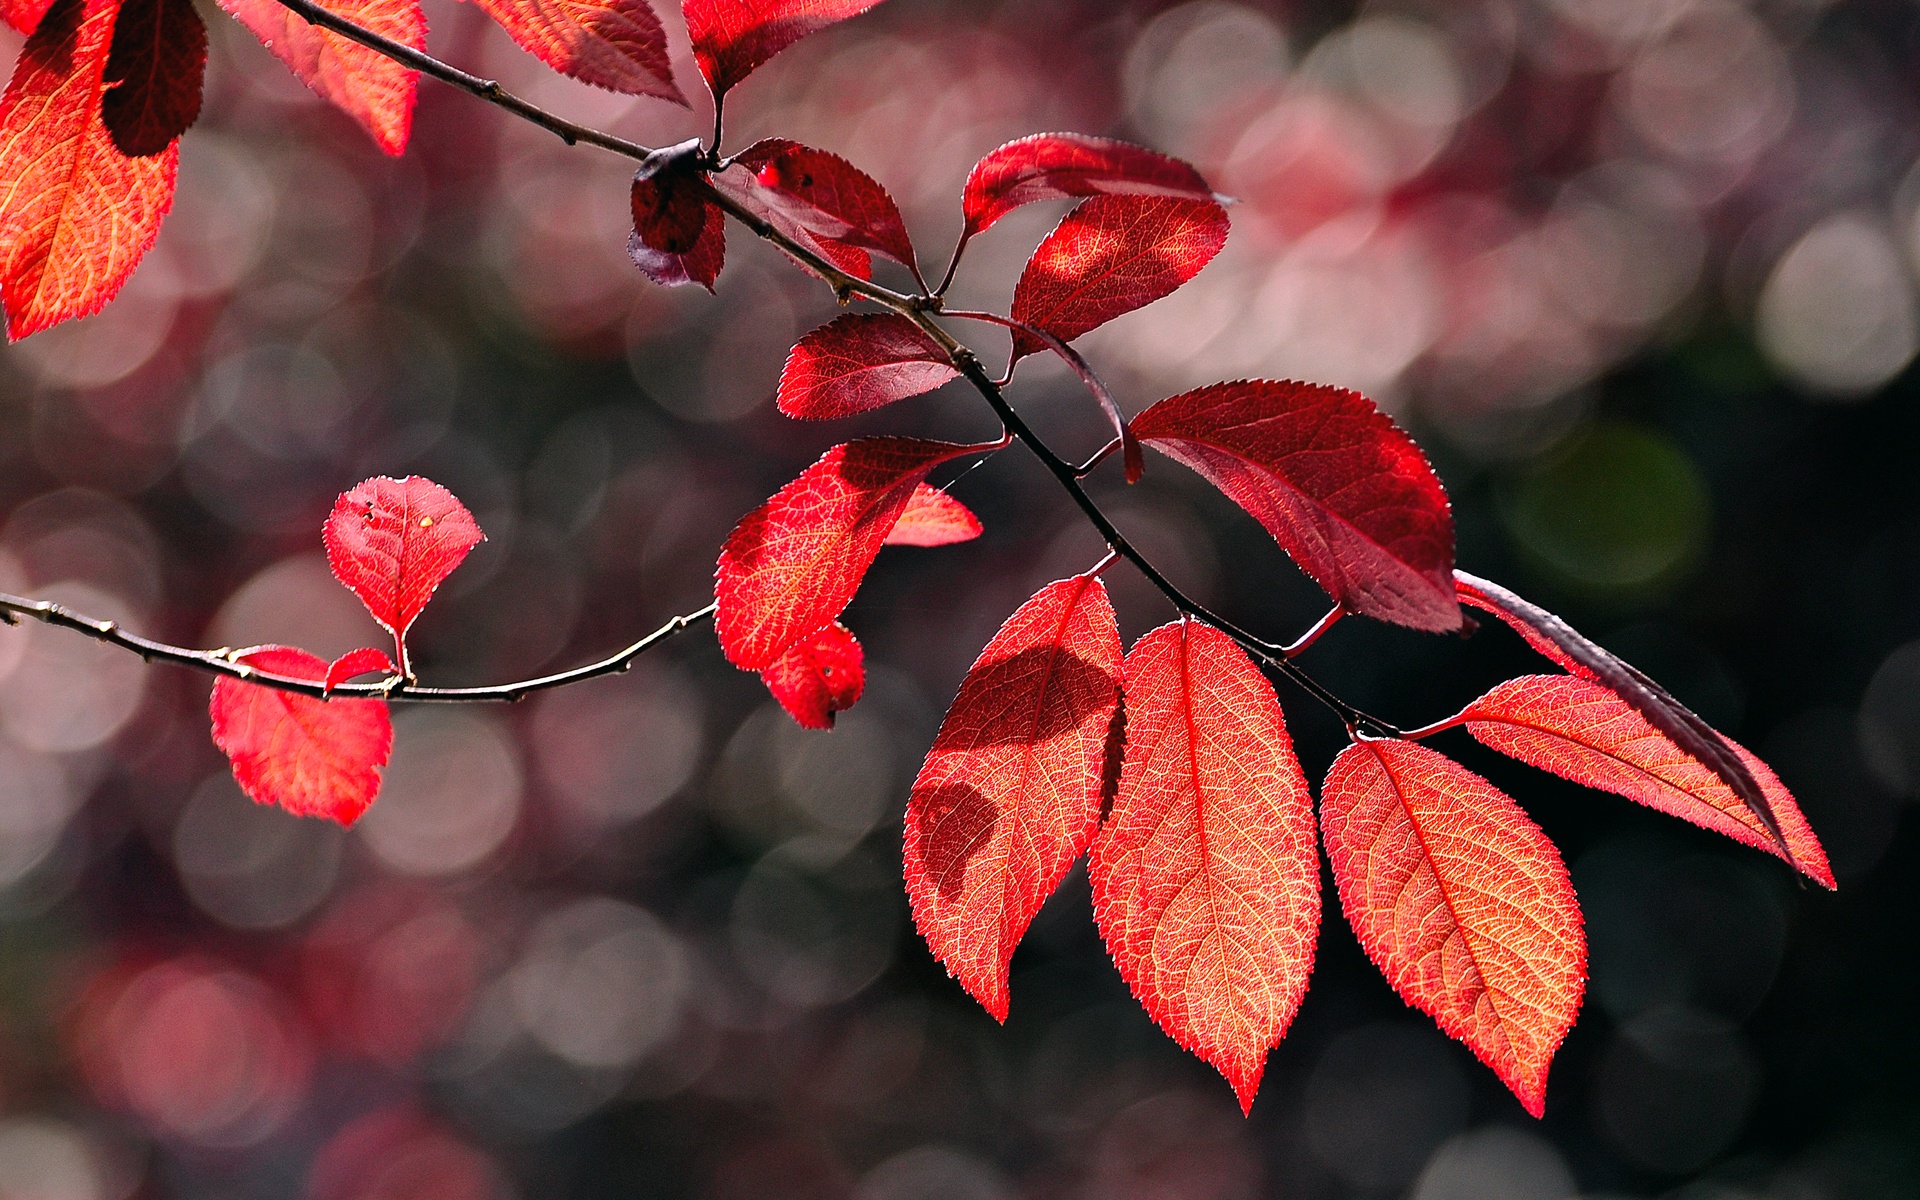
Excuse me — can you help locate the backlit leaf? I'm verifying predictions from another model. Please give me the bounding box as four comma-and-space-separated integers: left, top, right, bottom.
100, 0, 206, 157
777, 313, 957, 420
209, 645, 394, 825
683, 0, 886, 99
883, 484, 980, 547
323, 647, 398, 693
468, 0, 684, 100
906, 574, 1122, 1021
760, 621, 864, 729
961, 132, 1217, 239
2, 0, 54, 33
323, 476, 485, 659
1090, 619, 1319, 1114
721, 139, 916, 273
1320, 738, 1585, 1117
218, 0, 423, 155
629, 165, 726, 289
1131, 381, 1459, 632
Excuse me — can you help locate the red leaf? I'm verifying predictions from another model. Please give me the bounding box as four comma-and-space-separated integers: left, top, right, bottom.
883, 484, 980, 547
468, 0, 685, 101
1454, 570, 1790, 858
217, 0, 423, 155
1009, 195, 1227, 364
324, 647, 398, 693
1456, 675, 1833, 887
629, 167, 726, 290
961, 132, 1218, 239
2, 0, 54, 33
777, 313, 958, 420
906, 574, 1122, 1021
715, 436, 973, 670
100, 0, 205, 157
719, 139, 916, 274
682, 0, 886, 99
1320, 738, 1585, 1117
323, 476, 485, 665
1130, 381, 1460, 632
0, 0, 178, 340
209, 645, 394, 826
1089, 620, 1320, 1114
759, 621, 864, 729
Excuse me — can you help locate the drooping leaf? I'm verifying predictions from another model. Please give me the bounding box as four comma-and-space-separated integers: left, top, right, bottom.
961, 132, 1218, 239
1, 0, 55, 33
323, 647, 398, 693
100, 0, 206, 157
629, 164, 726, 289
682, 0, 886, 99
884, 483, 980, 547
1089, 619, 1320, 1114
759, 621, 864, 729
718, 139, 916, 274
1454, 675, 1833, 887
468, 0, 685, 101
1320, 738, 1585, 1117
906, 574, 1122, 1021
1009, 195, 1226, 365
1130, 381, 1460, 632
716, 436, 973, 670
218, 0, 423, 155
209, 645, 394, 825
323, 476, 485, 661
0, 0, 178, 340
777, 313, 957, 420
1454, 570, 1788, 857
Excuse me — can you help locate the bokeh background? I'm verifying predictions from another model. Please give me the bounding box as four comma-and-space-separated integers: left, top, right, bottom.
1, 0, 1917, 1195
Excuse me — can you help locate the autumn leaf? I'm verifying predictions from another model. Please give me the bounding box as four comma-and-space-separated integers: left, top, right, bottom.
1090, 619, 1320, 1114
468, 0, 685, 101
759, 621, 864, 729
1320, 738, 1585, 1117
0, 0, 178, 340
218, 0, 424, 155
777, 313, 958, 420
961, 132, 1218, 240
682, 0, 887, 99
883, 484, 980, 547
629, 161, 726, 289
1131, 381, 1460, 632
323, 647, 398, 693
716, 139, 917, 277
906, 574, 1122, 1022
209, 645, 394, 825
1009, 195, 1227, 365
100, 0, 206, 157
1, 0, 53, 33
323, 476, 486, 671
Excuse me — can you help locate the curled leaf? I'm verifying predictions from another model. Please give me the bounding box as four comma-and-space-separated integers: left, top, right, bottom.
629, 157, 726, 290
683, 0, 887, 99
210, 646, 393, 825
883, 484, 981, 547
324, 647, 398, 693
719, 139, 916, 275
760, 621, 864, 729
962, 132, 1218, 239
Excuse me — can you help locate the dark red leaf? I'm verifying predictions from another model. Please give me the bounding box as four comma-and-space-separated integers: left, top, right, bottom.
883, 484, 980, 547
323, 476, 485, 665
218, 0, 423, 155
720, 139, 916, 275
209, 645, 393, 826
682, 0, 886, 98
1131, 381, 1459, 631
759, 621, 864, 729
1090, 619, 1320, 1114
1321, 738, 1585, 1117
469, 0, 685, 101
962, 132, 1218, 239
777, 313, 958, 420
907, 574, 1122, 1021
629, 165, 726, 290
100, 0, 206, 157
324, 647, 398, 693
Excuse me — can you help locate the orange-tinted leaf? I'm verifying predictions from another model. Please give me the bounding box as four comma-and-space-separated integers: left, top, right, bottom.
629, 164, 725, 289
1009, 195, 1226, 364
722, 139, 916, 273
884, 484, 980, 547
1457, 675, 1833, 887
1090, 620, 1320, 1114
209, 645, 394, 825
907, 574, 1122, 1021
218, 0, 423, 154
323, 647, 397, 693
469, 0, 684, 100
961, 132, 1217, 239
0, 0, 178, 340
759, 621, 863, 729
100, 0, 206, 157
1131, 381, 1459, 632
1320, 738, 1585, 1117
683, 0, 885, 99
777, 313, 957, 420
716, 436, 973, 670
323, 476, 485, 655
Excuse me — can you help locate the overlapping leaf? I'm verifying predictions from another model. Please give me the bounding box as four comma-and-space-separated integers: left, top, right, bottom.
629, 161, 726, 289
683, 0, 886, 99
961, 132, 1218, 239
100, 0, 206, 157
323, 647, 398, 693
760, 621, 864, 729
469, 0, 684, 100
0, 0, 179, 340
714, 139, 916, 276
1320, 738, 1585, 1117
1131, 382, 1460, 632
1, 0, 54, 32
323, 476, 485, 665
777, 313, 957, 419
883, 484, 980, 547
209, 646, 394, 825
906, 575, 1122, 1022
1090, 620, 1320, 1114
218, 0, 424, 155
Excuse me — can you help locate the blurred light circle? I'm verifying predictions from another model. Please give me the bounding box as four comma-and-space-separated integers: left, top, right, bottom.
174, 773, 343, 929
1618, 2, 1792, 167
0, 739, 79, 888
1084, 1090, 1259, 1199
712, 703, 896, 847
207, 551, 386, 663
1306, 1022, 1471, 1189
0, 1117, 109, 1200
160, 134, 276, 298
0, 583, 147, 753
303, 887, 483, 1066
308, 1107, 508, 1200
1346, 17, 1467, 134
7, 268, 177, 390
196, 343, 355, 459
358, 709, 522, 877
532, 664, 703, 831
1123, 2, 1289, 150
854, 1146, 1010, 1200
730, 843, 900, 1007
1539, 179, 1703, 331
1411, 1126, 1575, 1200
1757, 214, 1920, 397
508, 898, 689, 1069
1859, 641, 1920, 797
1595, 1005, 1760, 1172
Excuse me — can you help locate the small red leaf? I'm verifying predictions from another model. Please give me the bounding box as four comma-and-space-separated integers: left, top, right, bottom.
777, 313, 958, 420
716, 436, 973, 671
906, 574, 1122, 1021
209, 645, 394, 825
759, 621, 864, 729
884, 484, 980, 547
1131, 381, 1460, 632
683, 0, 885, 99
468, 0, 685, 101
718, 139, 916, 275
217, 0, 423, 155
1320, 738, 1585, 1117
1009, 195, 1227, 364
961, 132, 1219, 239
324, 647, 398, 693
0, 0, 179, 340
100, 0, 206, 157
323, 476, 485, 660
1090, 620, 1320, 1114
629, 167, 726, 290
1457, 675, 1833, 887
